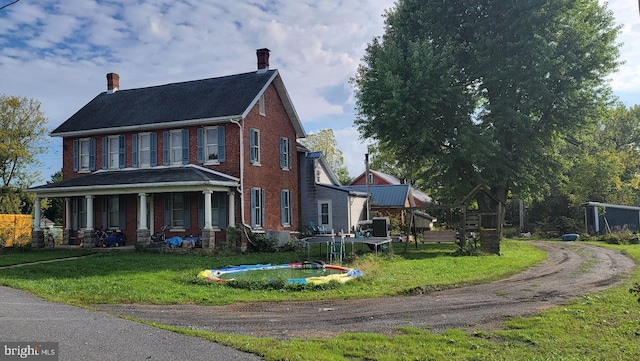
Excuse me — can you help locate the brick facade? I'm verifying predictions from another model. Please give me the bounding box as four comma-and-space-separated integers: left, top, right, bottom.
59, 83, 300, 246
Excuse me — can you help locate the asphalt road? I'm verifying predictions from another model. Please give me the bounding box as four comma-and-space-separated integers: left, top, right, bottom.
0, 286, 262, 361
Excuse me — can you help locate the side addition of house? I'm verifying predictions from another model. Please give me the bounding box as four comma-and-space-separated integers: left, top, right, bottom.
28, 49, 305, 249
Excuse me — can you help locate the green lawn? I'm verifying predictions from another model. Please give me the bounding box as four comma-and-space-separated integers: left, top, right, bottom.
1, 240, 639, 360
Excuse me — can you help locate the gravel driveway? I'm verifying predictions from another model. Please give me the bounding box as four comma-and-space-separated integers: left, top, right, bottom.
96, 241, 636, 339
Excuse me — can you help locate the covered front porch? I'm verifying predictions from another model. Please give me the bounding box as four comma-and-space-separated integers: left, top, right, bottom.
27, 165, 240, 249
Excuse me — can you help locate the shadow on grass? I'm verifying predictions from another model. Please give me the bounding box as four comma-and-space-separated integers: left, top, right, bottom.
391, 242, 459, 260
0, 249, 315, 281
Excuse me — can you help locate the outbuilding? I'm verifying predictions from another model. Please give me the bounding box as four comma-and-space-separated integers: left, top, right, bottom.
582, 202, 640, 234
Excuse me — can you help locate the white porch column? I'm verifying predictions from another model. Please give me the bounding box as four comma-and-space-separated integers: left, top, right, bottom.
203, 190, 213, 230
228, 191, 235, 228
64, 198, 71, 230
138, 193, 148, 230
85, 195, 94, 230
33, 197, 42, 231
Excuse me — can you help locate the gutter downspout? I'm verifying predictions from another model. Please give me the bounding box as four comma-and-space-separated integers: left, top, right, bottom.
230, 117, 251, 230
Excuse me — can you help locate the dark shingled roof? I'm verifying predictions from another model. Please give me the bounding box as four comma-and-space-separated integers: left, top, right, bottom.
51, 70, 278, 135
30, 166, 238, 191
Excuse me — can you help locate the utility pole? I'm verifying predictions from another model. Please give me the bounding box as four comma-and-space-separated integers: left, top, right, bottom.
365, 153, 371, 220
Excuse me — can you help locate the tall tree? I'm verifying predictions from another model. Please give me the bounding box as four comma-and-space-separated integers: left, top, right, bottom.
352, 0, 621, 208
0, 94, 48, 213
563, 104, 640, 206
300, 129, 352, 184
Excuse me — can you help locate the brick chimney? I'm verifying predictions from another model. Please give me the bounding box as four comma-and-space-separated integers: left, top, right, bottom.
256, 48, 270, 73
106, 73, 119, 93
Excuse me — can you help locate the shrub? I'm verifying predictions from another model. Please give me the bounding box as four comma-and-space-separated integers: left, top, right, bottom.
596, 230, 635, 245
630, 283, 640, 303
246, 232, 278, 253
225, 278, 341, 291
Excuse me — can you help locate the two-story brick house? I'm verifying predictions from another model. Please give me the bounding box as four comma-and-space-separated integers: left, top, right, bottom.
28, 49, 305, 248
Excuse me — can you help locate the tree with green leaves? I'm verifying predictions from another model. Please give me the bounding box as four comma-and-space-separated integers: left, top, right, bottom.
0, 94, 48, 214
352, 0, 621, 210
300, 129, 352, 184
43, 170, 63, 224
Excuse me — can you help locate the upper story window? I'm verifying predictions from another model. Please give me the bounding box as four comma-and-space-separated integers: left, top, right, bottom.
197, 127, 226, 164
103, 135, 124, 169
259, 94, 265, 116
80, 139, 91, 170
249, 128, 261, 165
280, 137, 291, 170
163, 129, 189, 165
72, 138, 96, 172
170, 131, 182, 164
132, 133, 157, 168
138, 133, 151, 166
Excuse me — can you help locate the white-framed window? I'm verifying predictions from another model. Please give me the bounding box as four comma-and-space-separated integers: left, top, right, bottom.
249, 128, 260, 165
107, 195, 120, 229
170, 130, 183, 164
73, 138, 96, 172
102, 135, 124, 169
204, 127, 219, 162
138, 133, 151, 167
280, 137, 291, 170
281, 189, 292, 227
367, 172, 374, 184
79, 139, 91, 171
259, 94, 265, 116
108, 136, 119, 169
163, 130, 188, 166
171, 193, 185, 228
250, 188, 265, 228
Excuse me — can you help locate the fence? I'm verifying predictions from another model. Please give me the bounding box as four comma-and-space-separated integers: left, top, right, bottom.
0, 214, 32, 247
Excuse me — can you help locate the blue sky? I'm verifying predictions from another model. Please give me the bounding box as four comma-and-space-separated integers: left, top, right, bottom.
0, 0, 638, 185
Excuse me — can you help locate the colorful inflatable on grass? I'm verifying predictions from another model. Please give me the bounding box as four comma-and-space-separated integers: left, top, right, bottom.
197, 262, 364, 285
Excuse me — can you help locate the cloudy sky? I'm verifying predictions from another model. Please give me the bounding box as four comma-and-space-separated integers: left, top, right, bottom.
0, 0, 638, 184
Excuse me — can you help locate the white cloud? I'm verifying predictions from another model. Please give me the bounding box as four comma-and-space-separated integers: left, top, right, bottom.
333, 126, 373, 178
0, 0, 638, 182
602, 0, 640, 94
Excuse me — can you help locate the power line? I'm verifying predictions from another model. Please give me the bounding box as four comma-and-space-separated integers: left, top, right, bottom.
0, 0, 21, 11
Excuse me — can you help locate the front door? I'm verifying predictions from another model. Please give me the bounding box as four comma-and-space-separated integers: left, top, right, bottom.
318, 200, 332, 233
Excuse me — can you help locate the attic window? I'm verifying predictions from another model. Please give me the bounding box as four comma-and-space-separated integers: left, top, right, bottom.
259, 94, 265, 116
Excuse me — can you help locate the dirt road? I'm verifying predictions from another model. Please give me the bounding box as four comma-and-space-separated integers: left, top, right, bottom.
97, 241, 636, 339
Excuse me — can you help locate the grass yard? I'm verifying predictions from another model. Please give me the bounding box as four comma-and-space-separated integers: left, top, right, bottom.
1, 239, 639, 360
0, 240, 542, 305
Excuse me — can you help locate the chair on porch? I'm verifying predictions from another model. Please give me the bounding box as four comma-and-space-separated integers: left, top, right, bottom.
309, 221, 328, 235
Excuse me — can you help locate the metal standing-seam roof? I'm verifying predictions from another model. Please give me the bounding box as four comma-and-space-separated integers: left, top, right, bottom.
345, 184, 412, 208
